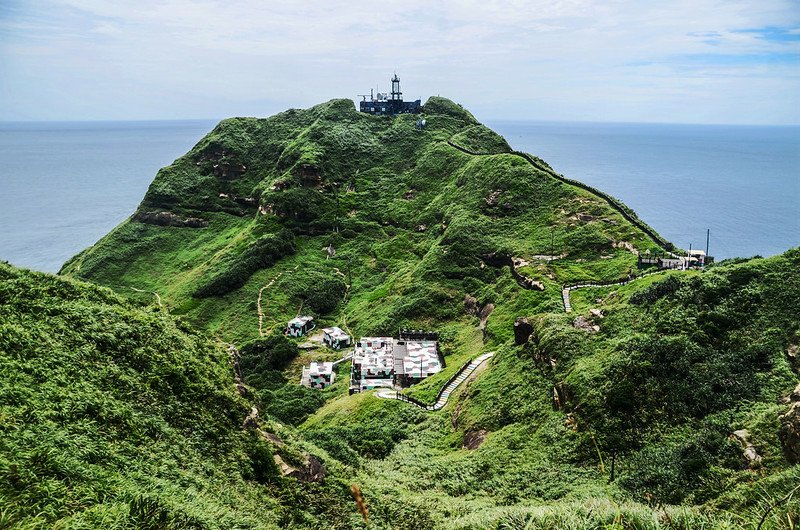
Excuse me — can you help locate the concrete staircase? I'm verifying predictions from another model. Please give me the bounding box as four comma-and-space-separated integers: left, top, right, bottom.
376, 352, 495, 411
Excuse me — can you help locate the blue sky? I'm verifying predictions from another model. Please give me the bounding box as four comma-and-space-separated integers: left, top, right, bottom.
1, 1, 798, 124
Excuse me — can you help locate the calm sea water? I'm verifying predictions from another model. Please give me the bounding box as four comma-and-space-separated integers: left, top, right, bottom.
0, 119, 797, 273
0, 120, 216, 273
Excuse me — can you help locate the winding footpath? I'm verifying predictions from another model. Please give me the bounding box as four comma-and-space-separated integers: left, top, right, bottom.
444, 138, 689, 315
130, 287, 163, 308
561, 269, 671, 313
257, 265, 299, 336
376, 352, 495, 411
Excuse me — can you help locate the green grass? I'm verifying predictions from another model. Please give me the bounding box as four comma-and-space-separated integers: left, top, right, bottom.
43, 96, 800, 528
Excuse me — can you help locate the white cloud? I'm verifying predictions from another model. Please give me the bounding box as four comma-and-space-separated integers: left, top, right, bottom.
0, 0, 798, 122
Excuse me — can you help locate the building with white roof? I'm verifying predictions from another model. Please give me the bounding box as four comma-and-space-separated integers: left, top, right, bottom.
351, 337, 395, 392
323, 327, 351, 350
301, 361, 335, 389
286, 316, 315, 337
394, 339, 442, 386
349, 333, 443, 393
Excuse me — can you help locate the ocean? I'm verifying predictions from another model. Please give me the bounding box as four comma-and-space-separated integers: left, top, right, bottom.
0, 119, 797, 273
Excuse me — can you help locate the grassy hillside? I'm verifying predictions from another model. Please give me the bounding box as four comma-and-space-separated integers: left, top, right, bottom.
0, 262, 365, 529
61, 97, 663, 347
292, 251, 799, 530
50, 98, 800, 528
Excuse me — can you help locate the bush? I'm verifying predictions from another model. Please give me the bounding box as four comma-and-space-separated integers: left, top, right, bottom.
629, 275, 682, 305
194, 230, 296, 297
310, 424, 407, 467
239, 334, 299, 388
298, 277, 347, 315
260, 385, 325, 425
620, 428, 740, 504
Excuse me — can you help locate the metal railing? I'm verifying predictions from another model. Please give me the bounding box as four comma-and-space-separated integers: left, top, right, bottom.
394, 357, 474, 409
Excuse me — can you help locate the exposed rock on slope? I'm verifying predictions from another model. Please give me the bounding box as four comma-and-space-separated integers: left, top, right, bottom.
780, 383, 800, 463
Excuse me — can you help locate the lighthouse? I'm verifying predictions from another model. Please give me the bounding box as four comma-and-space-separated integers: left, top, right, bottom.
358, 74, 422, 116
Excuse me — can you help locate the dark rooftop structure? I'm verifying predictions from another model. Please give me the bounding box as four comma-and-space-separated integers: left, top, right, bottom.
358, 74, 421, 116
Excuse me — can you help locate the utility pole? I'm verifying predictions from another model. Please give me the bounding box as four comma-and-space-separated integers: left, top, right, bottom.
705, 228, 710, 265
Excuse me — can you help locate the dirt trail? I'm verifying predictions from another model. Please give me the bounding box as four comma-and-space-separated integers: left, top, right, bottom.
130, 287, 163, 308
257, 265, 299, 336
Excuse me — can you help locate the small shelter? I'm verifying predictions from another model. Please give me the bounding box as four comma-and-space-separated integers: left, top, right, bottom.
323, 327, 351, 350
286, 316, 315, 337
301, 362, 335, 389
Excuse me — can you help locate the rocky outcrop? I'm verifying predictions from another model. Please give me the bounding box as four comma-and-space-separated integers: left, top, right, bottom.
463, 429, 488, 450
573, 315, 600, 333
134, 210, 208, 228
242, 406, 259, 429
219, 193, 258, 207
731, 429, 762, 468
553, 382, 571, 410
297, 164, 322, 187
787, 343, 798, 371
779, 383, 800, 464
482, 252, 545, 291
195, 146, 247, 179
273, 453, 326, 483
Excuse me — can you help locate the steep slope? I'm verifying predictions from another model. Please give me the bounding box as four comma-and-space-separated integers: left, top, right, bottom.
317, 250, 798, 529
61, 97, 665, 347
0, 262, 358, 529
54, 98, 800, 529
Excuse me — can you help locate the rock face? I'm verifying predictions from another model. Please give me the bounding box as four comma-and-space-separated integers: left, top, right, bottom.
134, 210, 208, 228
573, 315, 600, 333
514, 317, 534, 345
463, 429, 488, 450
273, 453, 327, 483
779, 383, 800, 464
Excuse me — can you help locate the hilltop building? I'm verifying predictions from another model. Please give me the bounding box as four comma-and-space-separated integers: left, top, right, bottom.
358, 75, 421, 116
349, 330, 443, 394
638, 249, 713, 270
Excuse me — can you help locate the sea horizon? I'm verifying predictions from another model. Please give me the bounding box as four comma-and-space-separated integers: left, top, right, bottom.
1, 118, 797, 273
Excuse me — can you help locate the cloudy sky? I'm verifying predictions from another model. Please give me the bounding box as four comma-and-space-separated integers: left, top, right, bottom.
1, 1, 798, 124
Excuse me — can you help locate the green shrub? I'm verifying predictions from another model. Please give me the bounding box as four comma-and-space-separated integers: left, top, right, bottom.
239, 334, 299, 388
194, 229, 296, 297
292, 276, 347, 315
260, 385, 325, 425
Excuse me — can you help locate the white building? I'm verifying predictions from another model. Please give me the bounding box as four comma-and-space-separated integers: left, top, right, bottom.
394, 339, 442, 386
323, 327, 351, 350
351, 337, 395, 392
349, 334, 443, 393
286, 316, 315, 337
301, 362, 335, 389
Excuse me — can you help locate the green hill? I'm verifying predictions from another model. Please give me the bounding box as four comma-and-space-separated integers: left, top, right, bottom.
0, 263, 358, 529
61, 97, 665, 346
32, 97, 800, 528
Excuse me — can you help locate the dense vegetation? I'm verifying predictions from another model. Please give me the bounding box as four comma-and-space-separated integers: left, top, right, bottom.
15, 97, 795, 528
0, 263, 360, 529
